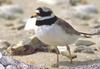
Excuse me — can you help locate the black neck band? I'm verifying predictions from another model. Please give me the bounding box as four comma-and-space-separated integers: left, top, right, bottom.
36, 16, 57, 26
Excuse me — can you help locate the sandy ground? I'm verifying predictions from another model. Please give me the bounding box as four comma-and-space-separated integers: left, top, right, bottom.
0, 0, 100, 69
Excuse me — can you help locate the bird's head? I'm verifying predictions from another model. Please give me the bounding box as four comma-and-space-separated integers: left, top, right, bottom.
31, 7, 57, 26
35, 7, 53, 17
31, 7, 54, 18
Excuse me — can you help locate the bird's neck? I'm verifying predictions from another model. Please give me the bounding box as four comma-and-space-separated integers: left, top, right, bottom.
36, 15, 57, 26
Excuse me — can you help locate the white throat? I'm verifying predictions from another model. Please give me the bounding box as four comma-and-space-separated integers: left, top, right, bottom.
37, 14, 55, 21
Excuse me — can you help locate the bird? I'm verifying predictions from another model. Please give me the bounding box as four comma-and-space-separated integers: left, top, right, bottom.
30, 7, 98, 67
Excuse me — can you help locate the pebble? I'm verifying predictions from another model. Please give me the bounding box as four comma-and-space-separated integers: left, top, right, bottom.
69, 0, 87, 6
37, 0, 58, 5
0, 52, 47, 69
0, 56, 19, 66
74, 45, 88, 52
7, 35, 48, 55
0, 4, 23, 20
37, 0, 69, 5
0, 40, 10, 50
75, 40, 95, 46
82, 48, 94, 54
0, 0, 12, 5
71, 4, 98, 20
6, 65, 17, 69
0, 40, 10, 55
60, 63, 100, 69
94, 19, 100, 24
74, 45, 94, 54
11, 23, 25, 30
0, 53, 2, 59
0, 64, 4, 69
17, 62, 29, 69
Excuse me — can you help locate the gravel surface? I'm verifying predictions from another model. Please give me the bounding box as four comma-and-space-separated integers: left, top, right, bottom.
0, 0, 100, 69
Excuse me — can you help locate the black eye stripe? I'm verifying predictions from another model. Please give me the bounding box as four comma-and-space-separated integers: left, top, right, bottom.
37, 7, 42, 12
36, 7, 53, 17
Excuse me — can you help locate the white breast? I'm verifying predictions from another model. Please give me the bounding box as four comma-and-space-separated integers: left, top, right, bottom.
35, 24, 79, 46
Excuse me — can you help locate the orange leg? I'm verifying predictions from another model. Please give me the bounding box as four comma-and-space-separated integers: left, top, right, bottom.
66, 45, 73, 63
56, 47, 59, 67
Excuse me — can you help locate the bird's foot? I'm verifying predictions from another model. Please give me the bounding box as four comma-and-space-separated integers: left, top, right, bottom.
61, 52, 77, 63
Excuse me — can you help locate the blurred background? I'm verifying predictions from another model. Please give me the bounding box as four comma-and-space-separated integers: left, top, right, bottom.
0, 0, 100, 69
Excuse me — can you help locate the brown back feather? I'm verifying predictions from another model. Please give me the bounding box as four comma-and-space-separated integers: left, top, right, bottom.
56, 18, 81, 35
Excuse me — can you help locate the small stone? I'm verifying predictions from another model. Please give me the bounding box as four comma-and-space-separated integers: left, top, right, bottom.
0, 0, 12, 5
17, 63, 45, 69
74, 45, 87, 52
0, 53, 2, 59
60, 63, 100, 69
75, 40, 95, 46
94, 19, 100, 24
5, 22, 25, 30
74, 46, 94, 54
4, 23, 14, 27
0, 4, 23, 20
69, 0, 87, 6
16, 24, 24, 30
11, 24, 25, 30
0, 56, 19, 66
37, 0, 58, 5
0, 40, 10, 49
6, 65, 17, 69
17, 63, 29, 69
0, 52, 46, 69
37, 0, 69, 5
0, 64, 5, 69
7, 35, 47, 55
82, 48, 94, 54
71, 4, 98, 20
28, 65, 44, 69
87, 63, 100, 69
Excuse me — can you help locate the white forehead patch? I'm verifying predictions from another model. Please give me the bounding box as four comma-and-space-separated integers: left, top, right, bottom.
35, 10, 40, 13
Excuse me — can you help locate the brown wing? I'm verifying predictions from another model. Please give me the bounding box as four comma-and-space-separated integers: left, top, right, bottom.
56, 18, 81, 35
